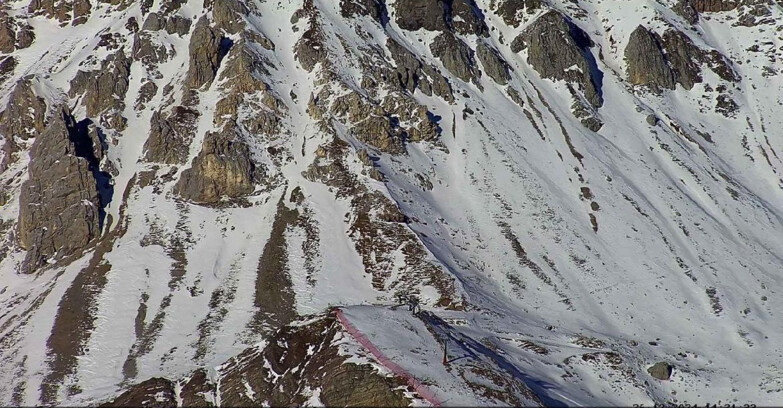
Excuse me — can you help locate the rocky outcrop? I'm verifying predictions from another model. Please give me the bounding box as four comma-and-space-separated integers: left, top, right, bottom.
340, 0, 386, 22
625, 26, 738, 93
17, 106, 102, 274
431, 31, 481, 85
516, 11, 602, 108
394, 0, 448, 31
0, 77, 48, 142
104, 315, 411, 407
211, 0, 249, 34
0, 12, 15, 54
0, 77, 48, 169
451, 0, 487, 36
495, 0, 541, 28
141, 12, 191, 36
174, 128, 258, 205
687, 0, 741, 12
393, 0, 485, 35
625, 26, 676, 93
69, 50, 131, 129
131, 30, 169, 66
143, 107, 199, 164
387, 38, 453, 100
476, 41, 511, 85
647, 361, 674, 380
294, 7, 327, 72
28, 0, 92, 25
16, 25, 35, 49
0, 55, 15, 86
185, 16, 228, 90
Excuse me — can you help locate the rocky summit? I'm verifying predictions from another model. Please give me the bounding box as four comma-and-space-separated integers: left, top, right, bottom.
0, 0, 782, 406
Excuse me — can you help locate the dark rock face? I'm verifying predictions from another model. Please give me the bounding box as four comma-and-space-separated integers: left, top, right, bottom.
104, 315, 411, 407
102, 377, 177, 407
430, 31, 481, 85
393, 0, 485, 35
451, 0, 487, 36
70, 50, 132, 125
340, 0, 386, 22
660, 29, 703, 90
495, 0, 541, 27
18, 107, 102, 274
0, 55, 15, 86
476, 41, 511, 85
131, 30, 169, 66
0, 78, 47, 142
174, 129, 258, 205
647, 361, 674, 380
517, 11, 602, 107
625, 26, 738, 93
0, 13, 15, 54
625, 26, 676, 93
28, 0, 92, 25
142, 12, 191, 36
185, 16, 227, 89
394, 0, 448, 31
294, 11, 327, 72
0, 77, 45, 170
687, 0, 741, 12
212, 0, 249, 33
143, 107, 199, 164
387, 38, 453, 100
16, 25, 35, 49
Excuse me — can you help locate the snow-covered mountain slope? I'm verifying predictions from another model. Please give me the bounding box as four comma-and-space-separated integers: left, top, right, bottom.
0, 0, 782, 405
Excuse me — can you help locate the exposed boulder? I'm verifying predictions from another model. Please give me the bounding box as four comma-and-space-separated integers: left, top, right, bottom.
476, 41, 511, 85
625, 26, 676, 93
174, 128, 258, 205
18, 106, 102, 274
516, 11, 602, 107
430, 31, 481, 85
394, 0, 448, 31
647, 362, 674, 380
185, 16, 228, 90
143, 107, 199, 164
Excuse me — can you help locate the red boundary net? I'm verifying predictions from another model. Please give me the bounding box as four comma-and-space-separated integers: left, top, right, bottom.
334, 308, 443, 407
